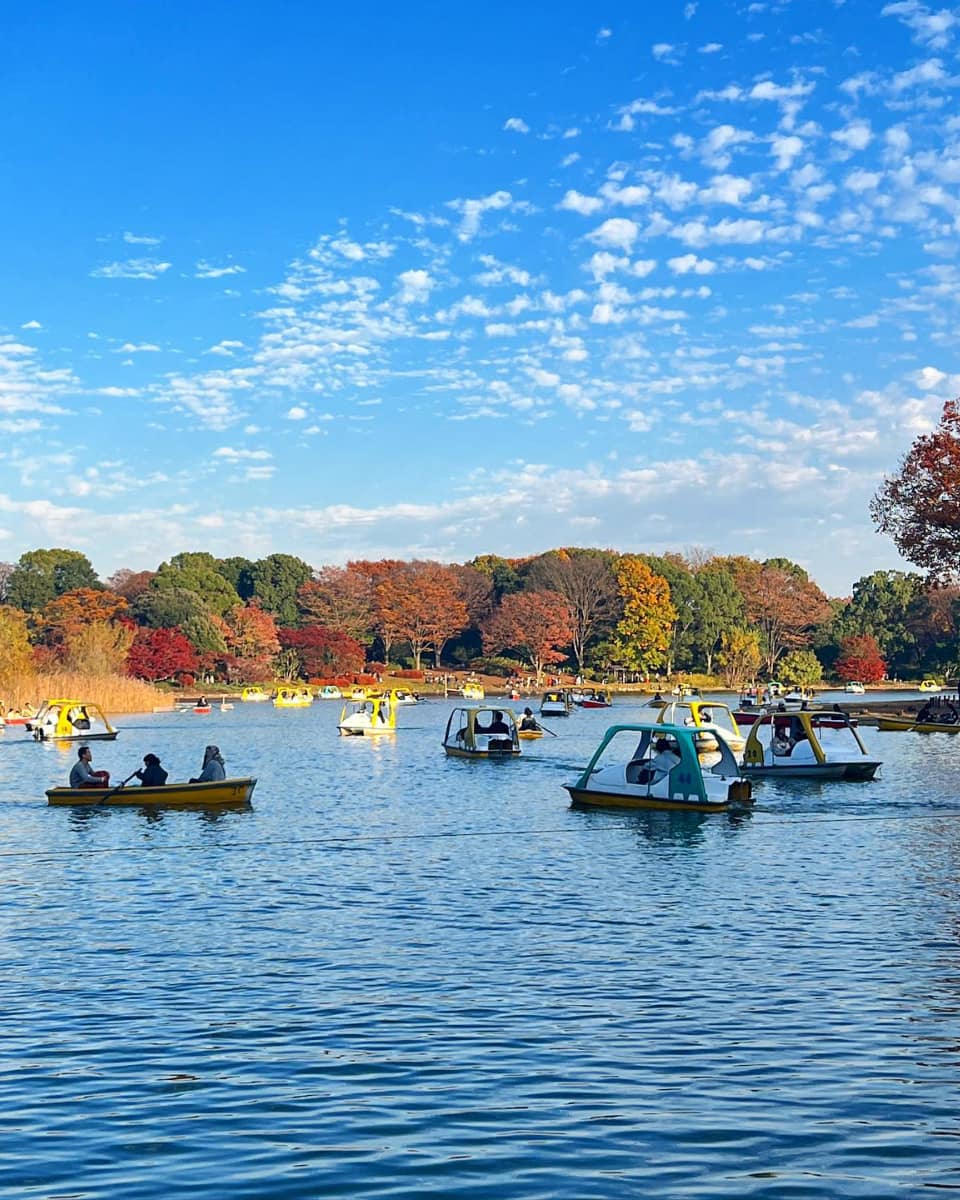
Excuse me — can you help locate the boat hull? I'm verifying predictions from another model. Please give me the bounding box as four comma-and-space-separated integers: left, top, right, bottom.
518, 730, 543, 740
878, 717, 960, 734
47, 778, 257, 808
742, 762, 879, 780
565, 785, 730, 812
580, 700, 612, 709
444, 745, 520, 759
31, 730, 118, 742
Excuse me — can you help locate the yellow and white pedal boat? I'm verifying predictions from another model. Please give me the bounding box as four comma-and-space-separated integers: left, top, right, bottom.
29, 700, 117, 742
655, 699, 746, 762
274, 686, 313, 708
338, 691, 397, 736
241, 687, 269, 702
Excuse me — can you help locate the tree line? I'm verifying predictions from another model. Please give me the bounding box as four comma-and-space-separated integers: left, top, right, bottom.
0, 543, 955, 690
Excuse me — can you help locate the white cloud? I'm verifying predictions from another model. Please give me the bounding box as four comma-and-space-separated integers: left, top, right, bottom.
702, 124, 754, 168
397, 269, 435, 304
504, 117, 530, 133
558, 189, 604, 216
586, 218, 640, 252
117, 342, 161, 353
916, 365, 948, 388
286, 406, 308, 420
771, 134, 804, 171
749, 78, 815, 103
91, 259, 172, 280
667, 253, 717, 274
195, 261, 247, 279
891, 57, 948, 91
206, 340, 245, 356
448, 190, 515, 241
652, 42, 683, 63
883, 1, 957, 48
832, 120, 873, 152
699, 42, 723, 53
20, 320, 42, 330
123, 232, 162, 245
845, 169, 882, 192
213, 447, 272, 461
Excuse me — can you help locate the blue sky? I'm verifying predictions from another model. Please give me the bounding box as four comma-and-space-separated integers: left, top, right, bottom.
2, 0, 958, 594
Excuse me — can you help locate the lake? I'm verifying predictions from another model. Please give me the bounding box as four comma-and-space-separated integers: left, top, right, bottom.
1, 695, 959, 1197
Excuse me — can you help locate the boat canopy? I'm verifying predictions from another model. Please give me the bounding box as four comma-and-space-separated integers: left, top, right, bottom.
443, 706, 520, 755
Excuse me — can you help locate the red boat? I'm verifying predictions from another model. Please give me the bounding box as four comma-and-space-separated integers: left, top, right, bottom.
193, 706, 212, 714
580, 690, 613, 709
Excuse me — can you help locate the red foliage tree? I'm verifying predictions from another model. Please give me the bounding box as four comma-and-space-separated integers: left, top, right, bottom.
872, 398, 960, 580
481, 590, 573, 683
107, 569, 157, 600
835, 634, 886, 683
279, 625, 365, 678
126, 627, 199, 681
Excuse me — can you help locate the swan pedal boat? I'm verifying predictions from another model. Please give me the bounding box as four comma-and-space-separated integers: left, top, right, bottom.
274, 687, 313, 708
742, 711, 880, 780
565, 721, 751, 812
461, 683, 485, 700
655, 699, 746, 761
843, 682, 866, 695
240, 687, 269, 702
877, 716, 960, 734
919, 680, 942, 693
47, 777, 257, 809
28, 700, 117, 742
443, 707, 521, 758
338, 692, 397, 736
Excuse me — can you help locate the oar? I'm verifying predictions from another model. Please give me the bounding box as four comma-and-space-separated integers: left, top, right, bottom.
98, 770, 140, 805
537, 723, 558, 737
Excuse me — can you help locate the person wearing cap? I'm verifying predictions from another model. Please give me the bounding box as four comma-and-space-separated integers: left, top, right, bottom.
190, 745, 226, 783
135, 753, 168, 787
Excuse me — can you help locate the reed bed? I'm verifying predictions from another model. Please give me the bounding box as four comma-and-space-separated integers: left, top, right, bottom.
2, 672, 163, 714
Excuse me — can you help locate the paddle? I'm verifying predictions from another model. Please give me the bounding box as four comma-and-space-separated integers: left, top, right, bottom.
97, 770, 140, 805
536, 723, 558, 737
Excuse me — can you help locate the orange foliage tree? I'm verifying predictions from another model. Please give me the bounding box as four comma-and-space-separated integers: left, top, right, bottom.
224, 602, 281, 681
733, 559, 831, 677
297, 565, 375, 645
481, 590, 573, 683
374, 561, 468, 669
610, 556, 676, 673
39, 588, 128, 652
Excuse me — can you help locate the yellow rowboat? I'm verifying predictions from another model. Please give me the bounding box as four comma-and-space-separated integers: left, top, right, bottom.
877, 717, 960, 734
518, 729, 544, 740
47, 777, 257, 808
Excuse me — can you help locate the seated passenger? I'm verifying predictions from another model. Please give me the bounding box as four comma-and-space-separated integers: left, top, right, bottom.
772, 728, 794, 756
642, 737, 680, 782
190, 745, 226, 783
478, 710, 511, 735
519, 707, 540, 732
69, 745, 110, 789
135, 753, 168, 787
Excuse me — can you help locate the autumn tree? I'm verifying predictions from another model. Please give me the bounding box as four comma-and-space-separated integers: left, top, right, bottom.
350, 559, 407, 661
126, 627, 200, 681
279, 626, 365, 678
609, 556, 676, 674
7, 548, 100, 611
297, 566, 375, 644
525, 548, 619, 671
481, 590, 573, 683
717, 627, 762, 690
64, 621, 135, 676
835, 634, 886, 684
224, 602, 281, 681
107, 569, 156, 600
0, 605, 33, 686
39, 588, 128, 650
872, 398, 960, 580
374, 561, 468, 669
734, 559, 831, 677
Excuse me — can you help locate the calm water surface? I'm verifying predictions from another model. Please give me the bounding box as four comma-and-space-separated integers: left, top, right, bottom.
1, 696, 959, 1197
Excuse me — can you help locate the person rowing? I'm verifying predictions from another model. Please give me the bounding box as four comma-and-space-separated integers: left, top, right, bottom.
519, 707, 541, 732
135, 753, 168, 787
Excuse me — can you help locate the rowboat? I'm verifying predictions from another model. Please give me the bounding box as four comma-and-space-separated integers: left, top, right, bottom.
443, 707, 520, 758
742, 711, 880, 780
193, 706, 212, 715
28, 700, 117, 742
47, 777, 257, 808
580, 688, 613, 709
518, 729, 544, 740
877, 716, 960, 734
565, 722, 751, 812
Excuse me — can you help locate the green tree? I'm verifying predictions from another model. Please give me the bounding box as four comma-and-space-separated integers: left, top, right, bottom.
831, 570, 923, 675
133, 587, 228, 654
7, 548, 100, 611
641, 554, 701, 674
248, 554, 313, 625
216, 556, 256, 600
470, 554, 523, 601
779, 649, 823, 688
689, 561, 745, 674
151, 552, 240, 617
716, 627, 762, 690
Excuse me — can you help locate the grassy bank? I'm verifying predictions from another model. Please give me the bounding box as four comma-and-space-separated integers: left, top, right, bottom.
4, 672, 164, 714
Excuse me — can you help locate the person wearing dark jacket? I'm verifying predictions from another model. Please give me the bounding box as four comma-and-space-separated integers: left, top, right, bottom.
136, 753, 168, 787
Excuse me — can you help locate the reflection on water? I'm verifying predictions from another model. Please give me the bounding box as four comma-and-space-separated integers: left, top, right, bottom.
1, 698, 960, 1196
